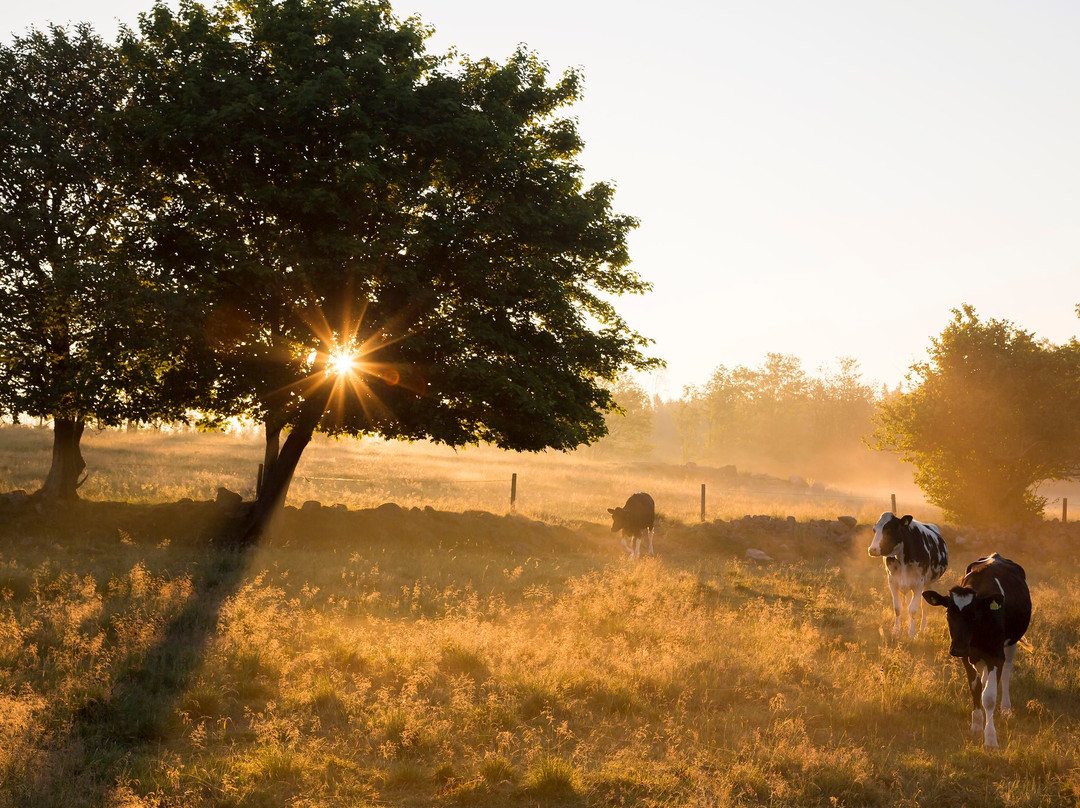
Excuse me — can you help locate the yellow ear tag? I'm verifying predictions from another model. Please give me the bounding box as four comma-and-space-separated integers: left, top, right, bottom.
990, 601, 1001, 611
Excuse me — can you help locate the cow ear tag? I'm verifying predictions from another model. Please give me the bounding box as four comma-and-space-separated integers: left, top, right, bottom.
990, 601, 1001, 611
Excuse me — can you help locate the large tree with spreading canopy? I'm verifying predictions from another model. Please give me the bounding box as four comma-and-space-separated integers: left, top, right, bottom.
126, 0, 657, 540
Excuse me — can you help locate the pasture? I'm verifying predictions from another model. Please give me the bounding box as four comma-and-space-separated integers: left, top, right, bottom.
0, 425, 922, 525
1, 428, 1079, 807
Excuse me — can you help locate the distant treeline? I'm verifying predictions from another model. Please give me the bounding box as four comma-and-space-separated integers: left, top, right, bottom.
594, 353, 881, 475
597, 306, 1080, 527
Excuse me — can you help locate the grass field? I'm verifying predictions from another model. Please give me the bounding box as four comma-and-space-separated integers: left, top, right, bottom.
1, 428, 1078, 807
0, 425, 923, 526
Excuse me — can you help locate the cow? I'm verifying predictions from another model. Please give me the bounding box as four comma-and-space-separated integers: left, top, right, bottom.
867, 512, 949, 637
922, 554, 1031, 748
607, 493, 655, 559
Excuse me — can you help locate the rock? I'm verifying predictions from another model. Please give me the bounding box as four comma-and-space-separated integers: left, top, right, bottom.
215, 487, 243, 512
376, 502, 402, 515
745, 548, 773, 562
837, 516, 857, 529
300, 500, 322, 513
0, 490, 30, 511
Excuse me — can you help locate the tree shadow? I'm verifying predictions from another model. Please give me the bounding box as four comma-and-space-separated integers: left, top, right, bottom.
12, 508, 255, 808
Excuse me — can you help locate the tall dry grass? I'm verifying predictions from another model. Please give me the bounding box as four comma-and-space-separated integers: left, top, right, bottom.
3, 427, 1078, 806
1, 496, 1079, 806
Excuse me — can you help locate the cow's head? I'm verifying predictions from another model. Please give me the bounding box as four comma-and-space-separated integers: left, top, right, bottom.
867, 512, 912, 557
922, 586, 1005, 658
607, 506, 625, 533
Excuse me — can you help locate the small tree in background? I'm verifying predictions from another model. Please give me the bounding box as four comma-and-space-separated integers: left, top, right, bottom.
873, 305, 1080, 525
593, 378, 654, 457
0, 24, 192, 501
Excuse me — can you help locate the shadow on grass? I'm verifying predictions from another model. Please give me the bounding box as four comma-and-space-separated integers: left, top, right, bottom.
10, 506, 256, 808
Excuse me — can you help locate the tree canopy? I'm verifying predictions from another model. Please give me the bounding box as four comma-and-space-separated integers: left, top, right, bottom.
118, 0, 656, 537
0, 24, 193, 498
873, 305, 1080, 525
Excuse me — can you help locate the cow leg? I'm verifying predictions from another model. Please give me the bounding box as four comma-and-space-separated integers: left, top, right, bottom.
963, 658, 984, 736
621, 537, 634, 558
978, 661, 999, 747
646, 527, 654, 556
906, 586, 922, 638
915, 579, 930, 635
1000, 643, 1018, 716
888, 577, 903, 636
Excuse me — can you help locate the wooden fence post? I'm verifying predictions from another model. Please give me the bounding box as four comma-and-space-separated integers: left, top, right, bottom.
257, 463, 264, 498
700, 483, 706, 521
510, 473, 517, 511
1064, 497, 1068, 523
891, 493, 897, 514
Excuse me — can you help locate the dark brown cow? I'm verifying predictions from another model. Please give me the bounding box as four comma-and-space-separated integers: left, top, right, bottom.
923, 554, 1032, 747
607, 492, 655, 559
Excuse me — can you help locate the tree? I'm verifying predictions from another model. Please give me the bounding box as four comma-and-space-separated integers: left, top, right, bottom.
593, 377, 654, 457
672, 354, 876, 472
0, 24, 191, 500
127, 0, 657, 540
873, 305, 1080, 524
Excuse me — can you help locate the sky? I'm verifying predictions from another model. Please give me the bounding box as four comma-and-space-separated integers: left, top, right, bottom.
4, 0, 1079, 397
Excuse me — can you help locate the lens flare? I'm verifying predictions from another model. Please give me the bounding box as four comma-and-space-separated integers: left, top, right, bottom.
327, 348, 359, 378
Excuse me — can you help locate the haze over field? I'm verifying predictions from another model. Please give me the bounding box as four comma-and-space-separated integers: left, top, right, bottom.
5, 5, 1080, 799
3, 0, 1078, 395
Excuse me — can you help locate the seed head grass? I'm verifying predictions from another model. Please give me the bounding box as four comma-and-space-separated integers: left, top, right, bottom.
2, 431, 1080, 806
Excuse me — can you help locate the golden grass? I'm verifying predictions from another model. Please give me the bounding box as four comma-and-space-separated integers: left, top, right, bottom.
1, 497, 1079, 807
2, 427, 1078, 806
0, 424, 923, 525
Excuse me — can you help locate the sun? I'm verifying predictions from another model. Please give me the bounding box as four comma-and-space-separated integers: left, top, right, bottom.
327, 347, 359, 378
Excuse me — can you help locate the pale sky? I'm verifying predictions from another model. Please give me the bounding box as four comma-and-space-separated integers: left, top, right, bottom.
5, 1, 1079, 397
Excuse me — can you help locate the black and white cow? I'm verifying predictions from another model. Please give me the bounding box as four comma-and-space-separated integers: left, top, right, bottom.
922, 554, 1031, 748
867, 512, 949, 637
607, 492, 655, 559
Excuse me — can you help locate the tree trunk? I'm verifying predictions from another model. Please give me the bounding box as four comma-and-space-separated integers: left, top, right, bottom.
262, 425, 281, 483
261, 413, 285, 494
36, 416, 87, 500
236, 389, 330, 544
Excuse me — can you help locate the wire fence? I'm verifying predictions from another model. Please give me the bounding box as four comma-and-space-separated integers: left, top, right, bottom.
285, 469, 907, 522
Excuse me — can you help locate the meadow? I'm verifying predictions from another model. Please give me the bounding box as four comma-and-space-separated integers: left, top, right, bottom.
0, 425, 919, 526
1, 427, 1079, 807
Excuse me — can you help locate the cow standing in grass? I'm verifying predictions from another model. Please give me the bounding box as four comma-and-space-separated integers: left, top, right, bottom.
608, 493, 655, 559
923, 554, 1031, 748
867, 512, 949, 637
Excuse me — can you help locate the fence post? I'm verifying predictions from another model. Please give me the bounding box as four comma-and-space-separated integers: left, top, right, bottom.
700, 483, 706, 521
257, 463, 264, 498
891, 493, 897, 514
1064, 497, 1068, 523
510, 473, 517, 512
